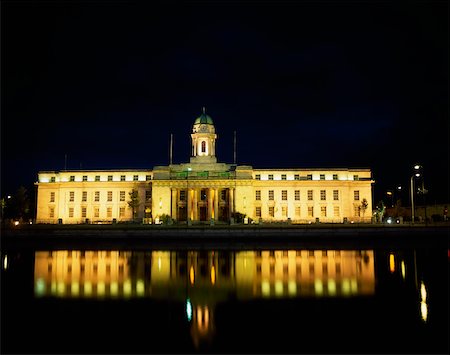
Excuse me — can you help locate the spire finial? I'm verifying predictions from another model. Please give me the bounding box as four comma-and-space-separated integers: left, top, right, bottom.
202, 106, 206, 114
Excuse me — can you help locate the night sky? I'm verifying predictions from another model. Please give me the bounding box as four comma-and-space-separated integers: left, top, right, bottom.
2, 1, 448, 206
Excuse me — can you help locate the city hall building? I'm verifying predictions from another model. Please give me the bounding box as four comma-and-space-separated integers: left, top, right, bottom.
35, 110, 374, 224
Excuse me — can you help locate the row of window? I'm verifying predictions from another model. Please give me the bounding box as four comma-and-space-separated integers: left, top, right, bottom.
255, 205, 362, 218
254, 174, 360, 181
255, 190, 360, 201
48, 206, 128, 219
50, 191, 152, 203
47, 175, 152, 183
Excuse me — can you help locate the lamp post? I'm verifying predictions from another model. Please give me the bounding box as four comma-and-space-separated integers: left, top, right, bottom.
410, 165, 421, 225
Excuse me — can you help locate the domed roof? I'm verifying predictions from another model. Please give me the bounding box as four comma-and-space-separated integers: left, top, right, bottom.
194, 107, 214, 125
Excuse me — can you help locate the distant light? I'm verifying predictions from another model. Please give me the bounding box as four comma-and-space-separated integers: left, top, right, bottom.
420, 301, 428, 322
210, 265, 216, 285
3, 255, 7, 270
401, 261, 406, 279
420, 282, 427, 301
415, 173, 421, 177
397, 186, 402, 190
189, 265, 195, 284
7, 195, 11, 199
14, 221, 19, 226
186, 298, 193, 321
389, 254, 395, 273
386, 191, 393, 196
414, 165, 421, 170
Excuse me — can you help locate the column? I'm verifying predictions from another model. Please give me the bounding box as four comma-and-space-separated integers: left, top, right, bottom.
214, 188, 219, 221
171, 189, 177, 220
207, 188, 213, 220
193, 188, 198, 221
229, 188, 234, 220
187, 187, 192, 223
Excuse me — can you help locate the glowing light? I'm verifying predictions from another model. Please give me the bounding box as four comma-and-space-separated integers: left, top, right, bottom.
342, 279, 351, 295
420, 282, 427, 301
210, 265, 216, 285
71, 282, 79, 296
84, 282, 92, 296
275, 280, 284, 296
35, 278, 46, 296
186, 298, 193, 321
97, 282, 105, 296
39, 177, 49, 183
420, 302, 428, 322
189, 265, 195, 284
136, 279, 145, 296
14, 221, 19, 226
3, 255, 7, 270
123, 280, 132, 296
110, 282, 118, 296
401, 261, 406, 279
328, 279, 336, 295
314, 279, 323, 295
350, 278, 358, 293
288, 280, 297, 296
158, 257, 161, 271
51, 281, 57, 294
389, 254, 395, 273
57, 282, 65, 295
414, 165, 420, 170
261, 280, 270, 297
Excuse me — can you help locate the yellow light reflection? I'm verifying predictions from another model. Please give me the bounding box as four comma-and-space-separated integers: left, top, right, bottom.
71, 282, 79, 296
288, 280, 297, 296
328, 279, 336, 295
3, 255, 7, 270
57, 282, 65, 295
84, 282, 92, 296
51, 281, 57, 294
420, 302, 428, 322
210, 265, 216, 285
389, 254, 395, 273
110, 282, 118, 296
261, 280, 270, 297
97, 282, 105, 297
35, 278, 46, 296
420, 282, 427, 301
190, 265, 195, 285
315, 279, 323, 296
123, 280, 132, 296
342, 279, 350, 295
136, 279, 145, 296
351, 278, 358, 293
158, 257, 161, 271
401, 261, 406, 279
275, 281, 283, 296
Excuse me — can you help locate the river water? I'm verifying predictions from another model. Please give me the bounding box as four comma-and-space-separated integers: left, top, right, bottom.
1, 242, 448, 354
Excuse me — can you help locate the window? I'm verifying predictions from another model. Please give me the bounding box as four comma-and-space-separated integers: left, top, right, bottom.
281, 174, 287, 180
294, 190, 300, 201
49, 207, 55, 218
294, 174, 300, 180
120, 191, 125, 201
320, 190, 326, 201
320, 206, 327, 217
255, 190, 261, 201
82, 191, 87, 202
308, 190, 313, 201
295, 206, 301, 218
81, 207, 87, 218
68, 207, 74, 218
334, 206, 340, 217
307, 174, 312, 180
255, 206, 262, 218
282, 206, 288, 217
308, 206, 314, 217
221, 190, 227, 200
268, 174, 274, 180
179, 190, 186, 201
82, 175, 88, 181
201, 189, 207, 201
70, 175, 75, 182
95, 175, 100, 182
282, 190, 287, 200
354, 206, 361, 217
69, 191, 74, 202
145, 190, 152, 201
268, 190, 274, 200
146, 175, 152, 181
50, 177, 56, 183
320, 174, 325, 180
201, 141, 206, 153
255, 174, 261, 180
94, 207, 100, 218
94, 191, 100, 202
354, 190, 360, 201
269, 206, 275, 217
107, 207, 112, 218
107, 191, 113, 202
50, 192, 55, 203
108, 175, 113, 181
333, 174, 338, 180
133, 175, 139, 181
333, 190, 339, 201
119, 207, 125, 218
353, 175, 359, 181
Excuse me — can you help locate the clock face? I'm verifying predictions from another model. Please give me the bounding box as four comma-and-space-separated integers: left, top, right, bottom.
199, 125, 207, 132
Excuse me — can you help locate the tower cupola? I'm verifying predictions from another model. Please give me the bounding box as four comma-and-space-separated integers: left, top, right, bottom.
190, 107, 217, 164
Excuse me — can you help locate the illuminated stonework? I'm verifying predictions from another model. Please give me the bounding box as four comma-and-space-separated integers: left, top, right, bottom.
35, 110, 374, 224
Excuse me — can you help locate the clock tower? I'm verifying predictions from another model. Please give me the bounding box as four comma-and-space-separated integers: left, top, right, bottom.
190, 107, 217, 164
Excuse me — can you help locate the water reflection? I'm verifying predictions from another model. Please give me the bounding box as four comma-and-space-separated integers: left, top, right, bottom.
34, 250, 375, 299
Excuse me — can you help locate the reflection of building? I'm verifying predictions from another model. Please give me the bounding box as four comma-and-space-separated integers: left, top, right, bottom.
35, 109, 374, 224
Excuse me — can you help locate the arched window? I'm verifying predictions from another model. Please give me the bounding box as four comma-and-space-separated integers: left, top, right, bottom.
201, 141, 206, 153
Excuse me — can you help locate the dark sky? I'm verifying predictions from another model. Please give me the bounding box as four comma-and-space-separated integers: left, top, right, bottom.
2, 0, 448, 205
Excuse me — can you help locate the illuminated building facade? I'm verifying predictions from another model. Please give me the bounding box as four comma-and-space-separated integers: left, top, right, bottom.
35, 110, 374, 224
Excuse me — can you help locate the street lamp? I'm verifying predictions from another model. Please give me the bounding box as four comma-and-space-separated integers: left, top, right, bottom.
410, 165, 421, 225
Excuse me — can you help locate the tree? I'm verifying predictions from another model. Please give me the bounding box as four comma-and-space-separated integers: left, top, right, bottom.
127, 189, 140, 220
360, 198, 368, 219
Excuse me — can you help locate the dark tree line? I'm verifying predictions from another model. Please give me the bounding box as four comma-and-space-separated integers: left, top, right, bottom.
1, 185, 35, 223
